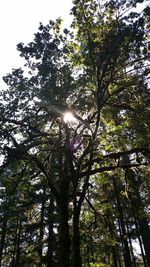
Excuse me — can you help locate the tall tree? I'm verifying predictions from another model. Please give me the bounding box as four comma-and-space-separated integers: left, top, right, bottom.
0, 0, 150, 266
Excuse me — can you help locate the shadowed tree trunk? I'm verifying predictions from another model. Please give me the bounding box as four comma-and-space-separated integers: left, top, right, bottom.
38, 190, 46, 267
137, 216, 150, 267
47, 194, 54, 267
126, 219, 136, 267
111, 250, 119, 267
72, 200, 82, 267
107, 217, 119, 267
0, 214, 8, 267
132, 207, 148, 267
112, 177, 132, 267
13, 217, 22, 267
0, 199, 10, 267
127, 170, 150, 267
58, 180, 71, 267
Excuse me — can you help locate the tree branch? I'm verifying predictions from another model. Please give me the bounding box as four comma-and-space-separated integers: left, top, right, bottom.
78, 162, 149, 179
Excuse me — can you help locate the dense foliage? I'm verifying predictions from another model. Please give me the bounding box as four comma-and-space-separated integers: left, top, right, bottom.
0, 0, 150, 266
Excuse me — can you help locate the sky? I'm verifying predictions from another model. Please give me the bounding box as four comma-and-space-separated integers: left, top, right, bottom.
0, 0, 73, 89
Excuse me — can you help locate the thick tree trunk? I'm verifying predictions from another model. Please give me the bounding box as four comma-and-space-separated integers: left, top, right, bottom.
58, 203, 70, 267
72, 204, 82, 267
58, 180, 71, 267
111, 250, 119, 267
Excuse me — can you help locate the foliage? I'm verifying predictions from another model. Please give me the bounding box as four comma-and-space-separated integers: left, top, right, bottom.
0, 0, 150, 266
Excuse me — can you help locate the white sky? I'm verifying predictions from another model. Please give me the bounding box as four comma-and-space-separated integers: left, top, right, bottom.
0, 0, 73, 89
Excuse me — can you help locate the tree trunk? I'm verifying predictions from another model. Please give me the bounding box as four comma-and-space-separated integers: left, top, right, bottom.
38, 191, 46, 267
58, 204, 70, 267
58, 180, 71, 267
0, 198, 11, 267
47, 194, 54, 267
128, 170, 150, 267
112, 177, 132, 267
126, 220, 136, 267
132, 207, 148, 267
0, 215, 8, 267
72, 202, 82, 267
107, 215, 119, 267
14, 217, 22, 267
132, 201, 150, 267
111, 250, 119, 267
137, 218, 150, 267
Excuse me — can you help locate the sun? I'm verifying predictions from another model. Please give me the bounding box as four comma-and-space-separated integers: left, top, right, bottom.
63, 112, 77, 123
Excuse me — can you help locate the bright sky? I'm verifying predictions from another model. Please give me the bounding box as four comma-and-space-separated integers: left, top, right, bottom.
0, 0, 73, 89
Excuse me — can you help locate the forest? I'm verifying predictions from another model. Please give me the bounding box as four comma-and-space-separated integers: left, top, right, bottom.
0, 0, 150, 266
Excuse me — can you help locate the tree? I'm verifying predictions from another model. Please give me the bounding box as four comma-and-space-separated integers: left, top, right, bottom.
0, 0, 150, 266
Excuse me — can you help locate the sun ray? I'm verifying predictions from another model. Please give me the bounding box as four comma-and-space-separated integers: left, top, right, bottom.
63, 112, 77, 123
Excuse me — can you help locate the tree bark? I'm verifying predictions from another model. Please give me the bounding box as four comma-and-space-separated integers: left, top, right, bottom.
137, 217, 150, 267
132, 207, 148, 267
111, 250, 119, 267
38, 191, 46, 267
47, 194, 54, 267
0, 199, 10, 267
47, 193, 54, 267
127, 170, 150, 267
112, 177, 132, 267
58, 180, 71, 267
13, 217, 22, 267
126, 220, 136, 267
0, 215, 8, 267
72, 202, 82, 267
58, 204, 70, 267
106, 213, 119, 267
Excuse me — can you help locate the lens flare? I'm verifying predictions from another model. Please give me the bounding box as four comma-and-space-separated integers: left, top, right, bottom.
63, 112, 77, 123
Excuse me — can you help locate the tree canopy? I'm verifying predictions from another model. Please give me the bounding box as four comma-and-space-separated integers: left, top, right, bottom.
0, 0, 150, 266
